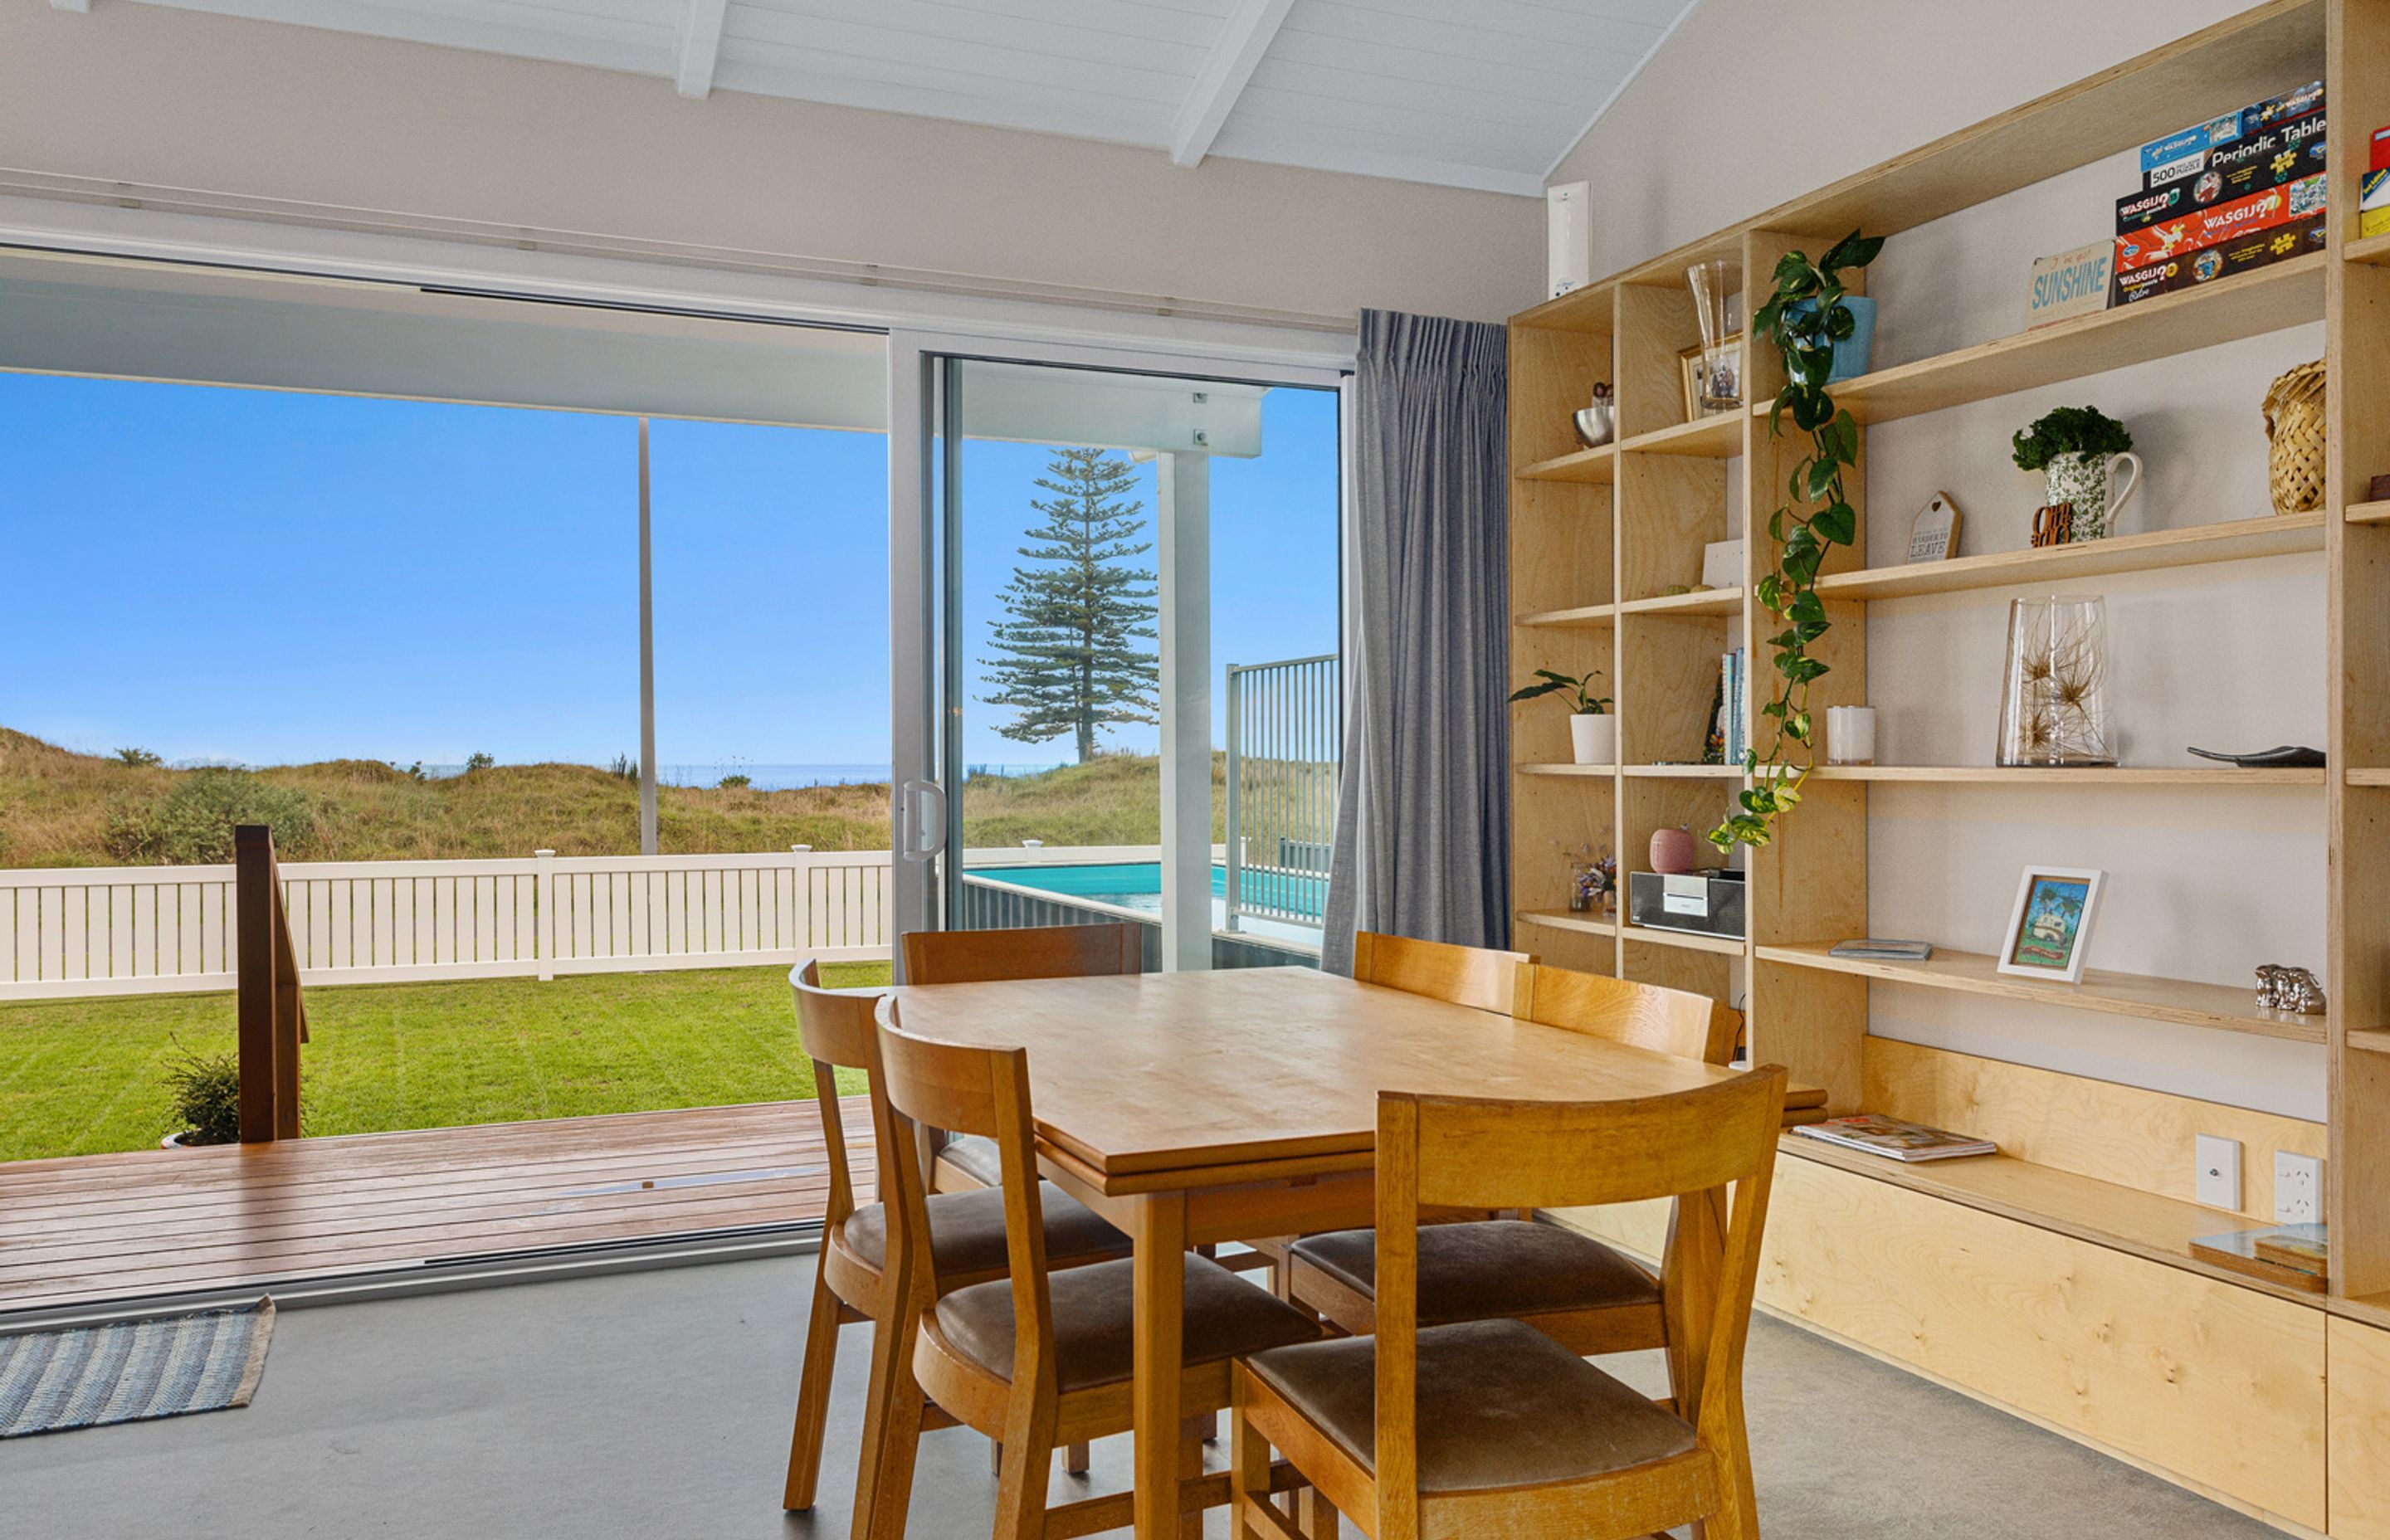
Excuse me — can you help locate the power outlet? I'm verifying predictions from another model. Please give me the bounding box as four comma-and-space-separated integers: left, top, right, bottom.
2275, 1152, 2324, 1224
2195, 1134, 2242, 1211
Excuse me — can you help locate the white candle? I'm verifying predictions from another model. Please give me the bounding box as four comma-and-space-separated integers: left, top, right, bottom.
1828, 706, 1877, 766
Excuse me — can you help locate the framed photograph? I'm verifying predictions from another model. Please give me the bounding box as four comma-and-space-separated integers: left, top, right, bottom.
1678, 336, 1743, 421
1997, 866, 2106, 983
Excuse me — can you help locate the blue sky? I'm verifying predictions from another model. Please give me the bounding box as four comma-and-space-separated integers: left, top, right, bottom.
1, 370, 1338, 771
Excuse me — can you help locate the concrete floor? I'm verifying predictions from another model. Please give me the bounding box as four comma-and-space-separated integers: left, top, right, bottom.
0, 1255, 2278, 1538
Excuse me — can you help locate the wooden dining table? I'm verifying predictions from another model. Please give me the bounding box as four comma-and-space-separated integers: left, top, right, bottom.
885, 963, 1744, 1540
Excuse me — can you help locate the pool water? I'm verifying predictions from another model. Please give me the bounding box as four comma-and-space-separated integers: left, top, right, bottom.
978, 861, 1327, 923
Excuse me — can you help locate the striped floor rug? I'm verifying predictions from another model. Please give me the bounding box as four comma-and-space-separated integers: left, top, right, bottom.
0, 1299, 275, 1439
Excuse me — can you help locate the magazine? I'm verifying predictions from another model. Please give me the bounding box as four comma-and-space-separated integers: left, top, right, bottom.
1793, 1114, 1995, 1162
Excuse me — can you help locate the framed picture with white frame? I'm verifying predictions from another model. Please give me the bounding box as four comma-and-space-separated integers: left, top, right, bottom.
1997, 865, 2105, 984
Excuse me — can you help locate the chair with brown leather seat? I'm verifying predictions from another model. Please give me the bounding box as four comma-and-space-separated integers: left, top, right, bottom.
899, 923, 1144, 1192
1282, 963, 1744, 1372
863, 1003, 1324, 1540
1232, 1069, 1788, 1540
1247, 930, 1534, 1300
776, 961, 1131, 1520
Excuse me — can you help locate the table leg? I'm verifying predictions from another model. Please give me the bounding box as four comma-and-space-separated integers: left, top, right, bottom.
1131, 1191, 1189, 1540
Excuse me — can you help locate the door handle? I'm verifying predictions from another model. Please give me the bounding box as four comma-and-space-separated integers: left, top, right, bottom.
900, 778, 947, 862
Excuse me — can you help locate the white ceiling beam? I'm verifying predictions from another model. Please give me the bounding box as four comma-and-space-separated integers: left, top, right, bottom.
1169, 0, 1295, 168
674, 0, 730, 100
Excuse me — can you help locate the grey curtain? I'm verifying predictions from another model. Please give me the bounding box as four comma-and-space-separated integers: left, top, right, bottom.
1321, 309, 1510, 974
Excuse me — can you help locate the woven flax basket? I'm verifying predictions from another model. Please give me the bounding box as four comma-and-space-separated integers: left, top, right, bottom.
2265, 358, 2326, 516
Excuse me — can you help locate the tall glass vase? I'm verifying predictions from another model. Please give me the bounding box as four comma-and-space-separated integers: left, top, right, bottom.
1997, 595, 2115, 766
1685, 258, 1742, 412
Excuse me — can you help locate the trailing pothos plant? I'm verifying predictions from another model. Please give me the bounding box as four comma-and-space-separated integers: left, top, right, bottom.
1709, 229, 1885, 856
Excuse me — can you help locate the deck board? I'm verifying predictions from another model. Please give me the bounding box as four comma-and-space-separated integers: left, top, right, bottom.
0, 1099, 871, 1315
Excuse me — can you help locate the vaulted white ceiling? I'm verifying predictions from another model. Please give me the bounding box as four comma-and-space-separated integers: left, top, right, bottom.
50, 0, 1699, 196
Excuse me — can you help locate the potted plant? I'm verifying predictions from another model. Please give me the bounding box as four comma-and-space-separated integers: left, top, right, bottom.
161, 1046, 242, 1148
1511, 668, 1614, 765
2012, 406, 2141, 541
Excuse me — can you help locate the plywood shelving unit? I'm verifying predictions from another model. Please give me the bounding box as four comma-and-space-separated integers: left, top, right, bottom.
1509, 0, 2390, 1377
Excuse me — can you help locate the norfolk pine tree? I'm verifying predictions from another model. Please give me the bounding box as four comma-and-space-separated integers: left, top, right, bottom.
980, 447, 1161, 763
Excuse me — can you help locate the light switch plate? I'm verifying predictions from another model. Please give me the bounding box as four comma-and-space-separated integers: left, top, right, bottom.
2275, 1152, 2324, 1224
2195, 1134, 2242, 1211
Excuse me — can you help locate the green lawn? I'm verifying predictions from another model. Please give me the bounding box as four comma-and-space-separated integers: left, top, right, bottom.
0, 962, 889, 1163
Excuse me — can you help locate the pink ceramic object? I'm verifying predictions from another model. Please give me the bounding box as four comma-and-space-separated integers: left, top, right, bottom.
1649, 826, 1701, 875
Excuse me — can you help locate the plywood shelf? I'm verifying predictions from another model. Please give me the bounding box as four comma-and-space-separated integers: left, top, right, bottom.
2346, 769, 2390, 787
1622, 763, 1743, 779
2346, 1029, 2390, 1056
1516, 909, 1618, 938
1755, 942, 2324, 1043
2346, 230, 2390, 268
1624, 925, 1744, 957
1619, 412, 1742, 459
1516, 445, 1617, 485
1514, 602, 1615, 629
1619, 588, 1742, 617
1814, 255, 2324, 426
1514, 763, 1615, 778
1778, 1135, 2324, 1308
1811, 513, 2324, 602
1511, 0, 2320, 328
2349, 500, 2390, 525
1808, 763, 2324, 786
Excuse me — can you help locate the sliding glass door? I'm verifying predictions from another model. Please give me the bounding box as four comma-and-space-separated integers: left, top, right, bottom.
888, 339, 1344, 978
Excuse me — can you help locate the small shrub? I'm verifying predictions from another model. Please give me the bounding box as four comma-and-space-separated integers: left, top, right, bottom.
607, 753, 639, 782
717, 773, 751, 790
105, 768, 318, 865
465, 751, 495, 772
163, 1047, 243, 1145
113, 747, 164, 768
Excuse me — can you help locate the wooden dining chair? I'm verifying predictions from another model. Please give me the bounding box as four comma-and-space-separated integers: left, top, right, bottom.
777, 962, 1132, 1518
900, 923, 1144, 1192
1232, 1069, 1788, 1540
863, 1005, 1324, 1540
1282, 963, 1744, 1364
1349, 929, 1530, 1014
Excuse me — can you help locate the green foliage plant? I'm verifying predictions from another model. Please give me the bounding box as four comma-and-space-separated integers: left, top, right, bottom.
105, 768, 317, 865
1508, 668, 1611, 714
464, 751, 495, 772
2010, 405, 2133, 471
112, 747, 163, 768
163, 1045, 243, 1145
1710, 230, 1885, 855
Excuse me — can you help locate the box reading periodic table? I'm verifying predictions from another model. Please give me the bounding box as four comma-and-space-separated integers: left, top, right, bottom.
2027, 243, 2113, 328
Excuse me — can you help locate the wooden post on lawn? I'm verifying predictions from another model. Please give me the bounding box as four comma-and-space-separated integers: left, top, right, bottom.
235, 823, 305, 1142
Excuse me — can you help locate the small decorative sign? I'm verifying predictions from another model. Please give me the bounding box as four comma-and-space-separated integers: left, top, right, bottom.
2026, 242, 2113, 329
1905, 492, 1963, 563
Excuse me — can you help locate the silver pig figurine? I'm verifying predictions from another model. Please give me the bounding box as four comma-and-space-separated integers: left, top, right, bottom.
2256, 964, 2327, 1015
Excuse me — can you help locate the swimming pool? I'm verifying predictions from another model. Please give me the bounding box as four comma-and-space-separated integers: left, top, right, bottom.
974, 861, 1327, 925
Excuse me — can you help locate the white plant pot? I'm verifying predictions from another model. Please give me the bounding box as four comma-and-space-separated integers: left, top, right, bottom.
1568, 714, 1616, 766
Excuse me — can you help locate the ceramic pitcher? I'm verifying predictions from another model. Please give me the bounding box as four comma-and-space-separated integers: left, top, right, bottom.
2044, 450, 2142, 541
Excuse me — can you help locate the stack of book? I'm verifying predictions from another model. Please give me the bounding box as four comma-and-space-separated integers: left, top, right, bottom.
2113, 80, 2326, 307
1793, 1114, 1995, 1163
1714, 648, 1748, 765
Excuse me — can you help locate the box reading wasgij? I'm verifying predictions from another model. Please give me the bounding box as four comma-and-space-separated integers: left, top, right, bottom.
2365, 125, 2390, 239
2115, 173, 2325, 270
2137, 80, 2324, 190
2118, 111, 2325, 230
2113, 213, 2324, 305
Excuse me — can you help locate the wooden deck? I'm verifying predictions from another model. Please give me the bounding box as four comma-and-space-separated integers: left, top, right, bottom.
0, 1099, 872, 1317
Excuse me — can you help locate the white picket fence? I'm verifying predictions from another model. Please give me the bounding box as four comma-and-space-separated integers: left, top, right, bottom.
0, 849, 903, 1000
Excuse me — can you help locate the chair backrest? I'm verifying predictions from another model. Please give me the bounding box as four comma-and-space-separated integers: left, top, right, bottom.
873, 1005, 1059, 1386
1350, 930, 1531, 1015
789, 960, 887, 1231
1513, 962, 1743, 1065
1370, 1070, 1787, 1536
902, 922, 1144, 985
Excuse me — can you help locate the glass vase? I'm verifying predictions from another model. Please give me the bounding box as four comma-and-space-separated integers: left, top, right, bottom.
1685, 258, 1743, 412
1997, 596, 2115, 766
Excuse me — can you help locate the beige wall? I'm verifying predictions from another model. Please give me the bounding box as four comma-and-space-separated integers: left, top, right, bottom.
1549, 0, 2259, 280
0, 2, 1542, 326
1552, 1, 2329, 1119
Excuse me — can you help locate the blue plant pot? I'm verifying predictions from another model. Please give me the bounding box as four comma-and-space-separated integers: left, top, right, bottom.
1786, 295, 1879, 383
